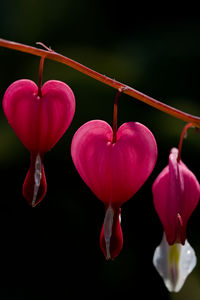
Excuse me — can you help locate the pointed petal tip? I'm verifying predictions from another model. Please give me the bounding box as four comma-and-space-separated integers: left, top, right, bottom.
100, 207, 123, 260
23, 153, 47, 207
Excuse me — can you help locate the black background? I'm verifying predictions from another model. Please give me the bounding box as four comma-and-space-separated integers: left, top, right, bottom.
0, 2, 200, 299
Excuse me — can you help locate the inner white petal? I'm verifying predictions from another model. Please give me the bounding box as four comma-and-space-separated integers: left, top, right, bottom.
103, 206, 114, 259
153, 232, 196, 292
32, 154, 42, 207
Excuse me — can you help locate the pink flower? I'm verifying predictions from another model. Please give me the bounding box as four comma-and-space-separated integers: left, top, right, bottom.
71, 120, 157, 259
153, 147, 200, 245
3, 79, 75, 206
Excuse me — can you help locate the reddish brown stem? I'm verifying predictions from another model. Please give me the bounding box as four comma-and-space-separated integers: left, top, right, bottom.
37, 57, 45, 97
112, 101, 118, 144
177, 123, 194, 162
112, 88, 127, 143
0, 38, 200, 127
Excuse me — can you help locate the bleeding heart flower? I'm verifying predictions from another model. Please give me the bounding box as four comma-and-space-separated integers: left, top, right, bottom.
153, 147, 200, 245
3, 79, 75, 206
71, 119, 157, 259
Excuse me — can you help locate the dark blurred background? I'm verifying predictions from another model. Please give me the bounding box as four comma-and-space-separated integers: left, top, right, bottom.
0, 1, 200, 299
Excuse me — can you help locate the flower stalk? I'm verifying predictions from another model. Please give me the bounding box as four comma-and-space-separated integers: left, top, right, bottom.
112, 88, 125, 143
0, 38, 200, 127
177, 123, 194, 162
37, 57, 45, 98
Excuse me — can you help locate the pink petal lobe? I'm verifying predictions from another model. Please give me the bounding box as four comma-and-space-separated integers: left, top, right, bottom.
23, 152, 47, 207
153, 148, 200, 245
110, 122, 157, 206
71, 120, 157, 207
3, 79, 75, 152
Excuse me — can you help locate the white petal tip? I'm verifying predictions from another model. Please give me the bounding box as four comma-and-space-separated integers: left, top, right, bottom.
153, 233, 196, 292
32, 154, 42, 207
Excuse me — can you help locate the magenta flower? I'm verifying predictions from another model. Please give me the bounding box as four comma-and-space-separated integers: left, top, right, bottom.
71, 120, 157, 259
153, 147, 200, 245
3, 79, 75, 206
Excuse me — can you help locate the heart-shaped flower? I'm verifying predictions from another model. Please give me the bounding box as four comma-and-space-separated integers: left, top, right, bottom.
71, 120, 157, 259
3, 79, 75, 206
3, 79, 75, 152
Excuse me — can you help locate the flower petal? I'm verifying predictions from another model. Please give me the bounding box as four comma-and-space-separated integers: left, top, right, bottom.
23, 152, 47, 206
3, 79, 75, 152
153, 233, 197, 292
71, 120, 157, 207
100, 206, 123, 260
153, 148, 200, 245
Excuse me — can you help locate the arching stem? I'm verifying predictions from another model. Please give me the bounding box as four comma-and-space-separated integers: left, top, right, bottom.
0, 38, 200, 127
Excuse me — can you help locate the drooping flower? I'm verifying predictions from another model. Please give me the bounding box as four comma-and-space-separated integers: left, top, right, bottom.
3, 79, 75, 206
71, 119, 157, 259
153, 147, 200, 245
152, 132, 200, 292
